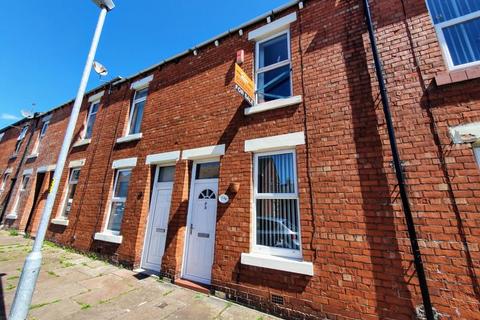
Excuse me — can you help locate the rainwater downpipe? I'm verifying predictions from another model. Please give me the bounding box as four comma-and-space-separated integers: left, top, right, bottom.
362, 0, 435, 319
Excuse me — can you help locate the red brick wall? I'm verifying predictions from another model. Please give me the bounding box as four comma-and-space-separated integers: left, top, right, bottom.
0, 119, 38, 228
2, 0, 480, 318
18, 106, 73, 232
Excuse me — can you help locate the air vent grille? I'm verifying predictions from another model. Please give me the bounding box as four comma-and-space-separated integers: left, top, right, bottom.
271, 294, 284, 305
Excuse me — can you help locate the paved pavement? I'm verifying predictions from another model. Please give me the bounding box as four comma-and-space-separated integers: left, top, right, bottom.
0, 231, 278, 320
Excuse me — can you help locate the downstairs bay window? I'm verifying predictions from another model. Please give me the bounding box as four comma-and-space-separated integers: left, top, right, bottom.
105, 169, 132, 234
60, 168, 81, 219
426, 0, 480, 69
8, 173, 31, 218
1, 172, 10, 192
253, 150, 301, 259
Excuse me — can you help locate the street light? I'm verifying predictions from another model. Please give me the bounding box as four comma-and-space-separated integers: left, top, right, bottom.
9, 1, 115, 319
92, 0, 115, 11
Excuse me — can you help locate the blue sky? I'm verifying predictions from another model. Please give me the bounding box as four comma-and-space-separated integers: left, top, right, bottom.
0, 0, 288, 128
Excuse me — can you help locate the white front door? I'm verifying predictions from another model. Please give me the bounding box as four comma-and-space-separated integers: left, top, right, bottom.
141, 165, 175, 272
183, 161, 220, 284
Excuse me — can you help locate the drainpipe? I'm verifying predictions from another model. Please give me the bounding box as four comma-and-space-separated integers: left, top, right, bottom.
362, 0, 434, 319
0, 114, 40, 224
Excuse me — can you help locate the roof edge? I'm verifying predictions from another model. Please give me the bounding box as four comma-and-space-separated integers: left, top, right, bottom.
1, 0, 302, 132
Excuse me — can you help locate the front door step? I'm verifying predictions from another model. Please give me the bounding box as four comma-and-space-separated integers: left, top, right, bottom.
175, 278, 210, 294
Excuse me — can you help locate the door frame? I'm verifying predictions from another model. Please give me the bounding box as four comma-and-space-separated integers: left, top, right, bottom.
140, 164, 174, 272
24, 171, 46, 233
180, 158, 220, 284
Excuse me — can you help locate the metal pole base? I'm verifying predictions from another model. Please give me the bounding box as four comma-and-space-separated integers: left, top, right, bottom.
9, 251, 43, 320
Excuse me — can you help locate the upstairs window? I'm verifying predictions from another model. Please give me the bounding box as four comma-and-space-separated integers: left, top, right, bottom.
61, 168, 81, 219
106, 169, 132, 234
0, 132, 4, 142
84, 101, 99, 139
127, 88, 147, 135
32, 120, 49, 155
253, 150, 301, 258
14, 126, 29, 155
255, 31, 292, 103
426, 0, 480, 69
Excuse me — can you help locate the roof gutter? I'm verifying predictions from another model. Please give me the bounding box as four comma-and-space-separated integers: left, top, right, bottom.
362, 0, 435, 318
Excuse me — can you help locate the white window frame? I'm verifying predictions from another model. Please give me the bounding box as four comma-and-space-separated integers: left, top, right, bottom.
0, 172, 10, 191
14, 126, 29, 155
426, 2, 480, 70
11, 174, 31, 214
18, 126, 28, 140
254, 29, 293, 104
474, 146, 480, 168
32, 120, 49, 155
104, 168, 132, 235
252, 149, 302, 259
59, 167, 81, 219
126, 88, 148, 136
83, 100, 100, 139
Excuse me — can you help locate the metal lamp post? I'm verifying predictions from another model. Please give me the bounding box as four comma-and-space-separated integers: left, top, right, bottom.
9, 1, 115, 319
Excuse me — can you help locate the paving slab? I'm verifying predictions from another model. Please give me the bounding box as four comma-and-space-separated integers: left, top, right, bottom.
29, 298, 81, 320
0, 231, 279, 320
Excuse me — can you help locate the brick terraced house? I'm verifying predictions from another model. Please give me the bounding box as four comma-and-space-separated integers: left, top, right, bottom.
2, 0, 480, 318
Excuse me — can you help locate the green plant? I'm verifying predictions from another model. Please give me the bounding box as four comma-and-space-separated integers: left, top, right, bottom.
61, 260, 74, 268
214, 302, 233, 319
77, 302, 91, 310
163, 289, 174, 296
7, 275, 19, 281
8, 229, 18, 236
194, 293, 206, 300
29, 299, 61, 310
6, 283, 16, 291
47, 271, 59, 277
86, 252, 99, 261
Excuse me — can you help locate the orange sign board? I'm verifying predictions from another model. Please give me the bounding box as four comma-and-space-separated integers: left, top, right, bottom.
234, 63, 254, 105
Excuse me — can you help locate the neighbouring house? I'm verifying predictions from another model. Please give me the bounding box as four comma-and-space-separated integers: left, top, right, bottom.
2, 0, 480, 318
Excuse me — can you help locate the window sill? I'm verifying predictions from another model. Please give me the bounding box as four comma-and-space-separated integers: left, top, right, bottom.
94, 232, 123, 244
26, 153, 39, 160
435, 66, 480, 86
73, 139, 91, 148
51, 218, 69, 226
5, 213, 18, 220
116, 133, 143, 144
9, 154, 17, 160
244, 95, 302, 116
241, 252, 313, 276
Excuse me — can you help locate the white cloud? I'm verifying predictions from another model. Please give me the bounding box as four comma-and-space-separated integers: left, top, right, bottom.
1, 113, 20, 121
